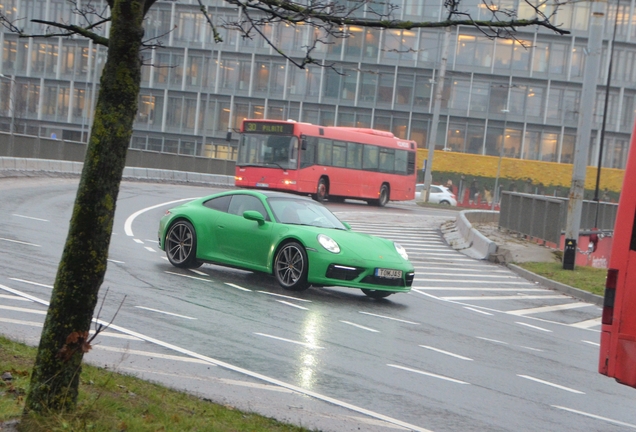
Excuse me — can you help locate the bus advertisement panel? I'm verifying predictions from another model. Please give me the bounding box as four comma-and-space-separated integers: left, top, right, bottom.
235, 120, 418, 207
599, 123, 636, 388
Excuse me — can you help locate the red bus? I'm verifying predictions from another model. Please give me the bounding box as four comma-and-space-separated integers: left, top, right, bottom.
234, 119, 417, 207
599, 124, 636, 387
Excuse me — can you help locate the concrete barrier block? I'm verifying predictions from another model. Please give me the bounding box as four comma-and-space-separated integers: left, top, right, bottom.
14, 158, 28, 170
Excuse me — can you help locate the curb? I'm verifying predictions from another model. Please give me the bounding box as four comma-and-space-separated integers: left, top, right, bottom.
507, 263, 604, 306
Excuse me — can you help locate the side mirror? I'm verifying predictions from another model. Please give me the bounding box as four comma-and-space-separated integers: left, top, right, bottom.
243, 210, 265, 225
342, 221, 351, 230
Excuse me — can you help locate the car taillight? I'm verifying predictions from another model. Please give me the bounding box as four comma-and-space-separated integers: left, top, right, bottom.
450, 194, 456, 199
602, 268, 618, 325
164, 210, 171, 216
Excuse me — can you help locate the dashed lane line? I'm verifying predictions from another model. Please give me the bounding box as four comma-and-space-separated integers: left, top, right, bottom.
134, 306, 196, 320
8, 278, 53, 289
340, 320, 379, 333
440, 295, 565, 301
518, 375, 584, 394
0, 238, 40, 247
387, 364, 470, 385
254, 332, 324, 349
93, 345, 213, 364
552, 406, 636, 429
507, 302, 593, 316
419, 345, 473, 361
276, 300, 309, 310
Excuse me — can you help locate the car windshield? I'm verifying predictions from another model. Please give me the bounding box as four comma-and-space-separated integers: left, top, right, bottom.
268, 198, 347, 229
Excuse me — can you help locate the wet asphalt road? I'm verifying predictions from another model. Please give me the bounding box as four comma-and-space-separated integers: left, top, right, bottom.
1, 177, 635, 432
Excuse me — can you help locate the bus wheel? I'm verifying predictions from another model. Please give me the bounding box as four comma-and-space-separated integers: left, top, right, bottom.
377, 185, 390, 207
315, 178, 328, 203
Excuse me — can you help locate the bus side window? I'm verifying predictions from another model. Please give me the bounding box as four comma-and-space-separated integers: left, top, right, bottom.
363, 145, 378, 170
395, 149, 408, 174
317, 138, 333, 166
347, 142, 362, 169
300, 137, 317, 168
631, 209, 636, 251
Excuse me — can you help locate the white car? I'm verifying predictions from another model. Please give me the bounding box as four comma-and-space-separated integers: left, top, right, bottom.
415, 184, 458, 206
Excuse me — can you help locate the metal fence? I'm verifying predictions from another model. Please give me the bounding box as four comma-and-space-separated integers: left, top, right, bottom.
499, 191, 618, 244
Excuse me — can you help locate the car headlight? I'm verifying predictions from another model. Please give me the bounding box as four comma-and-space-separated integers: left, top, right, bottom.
394, 242, 408, 260
317, 234, 340, 253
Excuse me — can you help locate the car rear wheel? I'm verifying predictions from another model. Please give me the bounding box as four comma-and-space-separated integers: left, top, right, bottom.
274, 242, 310, 291
440, 200, 451, 206
362, 289, 392, 299
165, 220, 200, 268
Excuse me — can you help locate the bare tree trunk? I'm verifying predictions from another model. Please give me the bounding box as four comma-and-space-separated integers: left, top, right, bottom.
24, 0, 144, 413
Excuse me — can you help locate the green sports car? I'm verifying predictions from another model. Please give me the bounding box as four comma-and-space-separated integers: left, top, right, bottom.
158, 190, 415, 298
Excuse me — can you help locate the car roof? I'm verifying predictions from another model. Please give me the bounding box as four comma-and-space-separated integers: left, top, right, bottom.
217, 189, 315, 202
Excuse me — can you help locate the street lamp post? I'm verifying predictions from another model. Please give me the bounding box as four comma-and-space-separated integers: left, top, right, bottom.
492, 108, 509, 211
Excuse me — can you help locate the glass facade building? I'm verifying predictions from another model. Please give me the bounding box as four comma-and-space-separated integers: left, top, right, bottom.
0, 0, 634, 169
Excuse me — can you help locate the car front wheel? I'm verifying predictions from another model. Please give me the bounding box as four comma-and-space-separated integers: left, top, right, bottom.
274, 242, 310, 291
165, 220, 201, 268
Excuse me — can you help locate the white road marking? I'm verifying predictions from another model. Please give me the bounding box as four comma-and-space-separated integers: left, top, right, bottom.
0, 317, 141, 341
442, 295, 565, 301
93, 345, 211, 364
520, 346, 544, 352
0, 285, 435, 432
135, 306, 196, 320
225, 282, 251, 292
415, 273, 521, 279
570, 317, 602, 329
189, 269, 208, 276
107, 259, 125, 264
164, 271, 211, 283
582, 340, 600, 347
358, 311, 419, 325
516, 322, 553, 332
124, 198, 199, 237
0, 294, 32, 302
0, 237, 40, 247
12, 213, 49, 222
254, 333, 324, 349
144, 246, 156, 253
419, 345, 473, 361
144, 239, 159, 243
518, 375, 585, 394
417, 287, 546, 292
340, 320, 380, 333
426, 279, 532, 285
0, 305, 46, 315
476, 337, 508, 345
257, 291, 312, 302
8, 278, 53, 289
276, 300, 309, 310
134, 238, 144, 244
387, 364, 470, 385
464, 307, 493, 316
507, 302, 592, 316
0, 317, 42, 326
552, 406, 636, 428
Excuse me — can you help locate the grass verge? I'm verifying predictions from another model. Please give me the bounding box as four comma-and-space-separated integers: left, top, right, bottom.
515, 261, 607, 296
0, 336, 312, 432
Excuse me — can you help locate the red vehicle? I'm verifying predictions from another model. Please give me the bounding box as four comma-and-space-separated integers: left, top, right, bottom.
599, 124, 636, 387
235, 119, 417, 207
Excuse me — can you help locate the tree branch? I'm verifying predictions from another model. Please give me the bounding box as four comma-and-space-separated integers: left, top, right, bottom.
29, 19, 110, 46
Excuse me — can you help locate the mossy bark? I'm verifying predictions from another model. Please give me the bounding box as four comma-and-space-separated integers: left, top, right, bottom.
24, 0, 145, 413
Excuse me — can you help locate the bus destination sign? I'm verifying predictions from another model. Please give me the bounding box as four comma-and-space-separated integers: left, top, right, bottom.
244, 121, 295, 134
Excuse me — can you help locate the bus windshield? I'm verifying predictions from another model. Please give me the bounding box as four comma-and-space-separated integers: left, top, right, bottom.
237, 134, 299, 170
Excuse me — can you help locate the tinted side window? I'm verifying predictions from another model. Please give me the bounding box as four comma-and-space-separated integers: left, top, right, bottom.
407, 151, 416, 175
347, 142, 362, 169
395, 149, 408, 174
300, 136, 316, 168
317, 138, 332, 165
228, 195, 270, 220
363, 145, 379, 170
378, 148, 395, 172
203, 195, 232, 212
332, 141, 347, 167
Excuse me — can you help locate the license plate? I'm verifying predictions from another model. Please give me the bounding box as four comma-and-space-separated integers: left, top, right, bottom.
375, 268, 402, 279
256, 183, 269, 187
